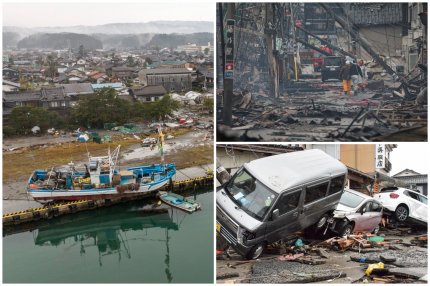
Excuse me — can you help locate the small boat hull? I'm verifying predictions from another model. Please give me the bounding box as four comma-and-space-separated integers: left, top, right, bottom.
158, 191, 201, 213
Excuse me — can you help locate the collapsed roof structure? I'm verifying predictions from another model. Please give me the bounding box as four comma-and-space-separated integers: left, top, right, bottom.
217, 3, 427, 142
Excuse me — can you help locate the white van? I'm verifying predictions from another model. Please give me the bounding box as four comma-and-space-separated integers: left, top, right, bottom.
216, 149, 347, 259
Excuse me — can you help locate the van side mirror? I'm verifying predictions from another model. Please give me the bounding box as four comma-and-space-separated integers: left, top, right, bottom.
360, 208, 365, 215
272, 209, 280, 220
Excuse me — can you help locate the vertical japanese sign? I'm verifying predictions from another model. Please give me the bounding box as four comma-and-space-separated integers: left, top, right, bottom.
375, 144, 385, 169
225, 19, 235, 79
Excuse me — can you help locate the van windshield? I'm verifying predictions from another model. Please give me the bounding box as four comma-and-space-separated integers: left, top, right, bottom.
224, 168, 277, 221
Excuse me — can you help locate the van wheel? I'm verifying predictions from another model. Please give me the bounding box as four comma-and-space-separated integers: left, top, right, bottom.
340, 223, 353, 236
245, 243, 264, 260
316, 215, 329, 229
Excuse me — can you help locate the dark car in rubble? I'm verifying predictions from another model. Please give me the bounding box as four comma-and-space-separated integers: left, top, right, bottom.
321, 56, 343, 82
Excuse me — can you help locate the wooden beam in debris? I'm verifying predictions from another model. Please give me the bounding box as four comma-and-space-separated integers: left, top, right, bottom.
294, 25, 356, 59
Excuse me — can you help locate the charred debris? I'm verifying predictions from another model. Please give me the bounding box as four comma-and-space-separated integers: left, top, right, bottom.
217, 3, 427, 142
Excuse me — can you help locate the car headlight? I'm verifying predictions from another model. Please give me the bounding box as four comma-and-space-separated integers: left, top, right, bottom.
239, 228, 256, 244
333, 211, 347, 219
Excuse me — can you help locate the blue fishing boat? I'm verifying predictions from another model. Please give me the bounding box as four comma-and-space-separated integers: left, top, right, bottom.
27, 145, 176, 202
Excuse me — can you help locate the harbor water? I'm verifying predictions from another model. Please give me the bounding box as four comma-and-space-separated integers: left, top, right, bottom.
3, 191, 213, 283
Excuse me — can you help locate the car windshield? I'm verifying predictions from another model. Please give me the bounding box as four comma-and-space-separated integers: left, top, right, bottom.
224, 168, 277, 221
339, 191, 365, 208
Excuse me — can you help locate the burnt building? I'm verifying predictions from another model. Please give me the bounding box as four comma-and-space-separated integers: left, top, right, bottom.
303, 3, 339, 35
404, 3, 427, 71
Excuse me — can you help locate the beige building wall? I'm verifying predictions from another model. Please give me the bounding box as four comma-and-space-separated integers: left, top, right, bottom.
340, 145, 375, 173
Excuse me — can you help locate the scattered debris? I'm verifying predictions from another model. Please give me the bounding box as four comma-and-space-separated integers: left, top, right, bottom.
216, 272, 240, 280
218, 79, 427, 142
251, 260, 346, 283
365, 262, 384, 276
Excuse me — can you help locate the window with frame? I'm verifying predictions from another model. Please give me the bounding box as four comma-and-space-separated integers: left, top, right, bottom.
361, 201, 372, 213
407, 191, 421, 201
328, 175, 345, 196
274, 191, 301, 216
370, 201, 382, 212
305, 182, 329, 205
419, 195, 428, 204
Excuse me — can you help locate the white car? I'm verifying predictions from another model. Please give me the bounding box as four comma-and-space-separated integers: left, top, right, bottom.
374, 187, 427, 225
141, 137, 157, 147
330, 189, 383, 236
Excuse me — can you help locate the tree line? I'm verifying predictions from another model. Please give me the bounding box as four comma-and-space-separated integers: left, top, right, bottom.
4, 88, 180, 136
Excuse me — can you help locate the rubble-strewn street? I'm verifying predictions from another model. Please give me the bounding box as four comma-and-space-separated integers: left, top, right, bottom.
218, 79, 427, 141
217, 227, 428, 284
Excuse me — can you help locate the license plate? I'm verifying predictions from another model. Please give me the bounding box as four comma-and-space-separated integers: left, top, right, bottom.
330, 68, 335, 71
216, 223, 221, 232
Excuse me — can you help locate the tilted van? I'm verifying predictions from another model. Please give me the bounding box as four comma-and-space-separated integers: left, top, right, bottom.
216, 149, 347, 259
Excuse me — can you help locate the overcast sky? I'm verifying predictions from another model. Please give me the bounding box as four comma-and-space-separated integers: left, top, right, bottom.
389, 143, 428, 176
3, 2, 213, 27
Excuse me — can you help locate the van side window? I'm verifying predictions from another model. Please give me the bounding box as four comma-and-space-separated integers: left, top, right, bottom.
328, 175, 345, 196
274, 191, 301, 216
305, 182, 329, 205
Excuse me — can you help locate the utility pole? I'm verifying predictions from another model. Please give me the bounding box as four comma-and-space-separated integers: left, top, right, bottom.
222, 3, 235, 126
264, 4, 280, 98
290, 3, 299, 81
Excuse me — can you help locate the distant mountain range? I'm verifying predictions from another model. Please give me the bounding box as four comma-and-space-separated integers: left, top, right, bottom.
17, 33, 103, 50
4, 21, 213, 37
3, 21, 213, 50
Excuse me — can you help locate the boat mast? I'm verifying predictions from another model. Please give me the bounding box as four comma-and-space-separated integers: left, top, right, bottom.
110, 145, 121, 183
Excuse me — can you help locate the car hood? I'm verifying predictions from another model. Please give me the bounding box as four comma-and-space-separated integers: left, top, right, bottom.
333, 203, 356, 218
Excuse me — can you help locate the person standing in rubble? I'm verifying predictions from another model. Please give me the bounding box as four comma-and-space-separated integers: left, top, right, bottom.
340, 60, 352, 96
357, 59, 368, 91
350, 60, 364, 95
